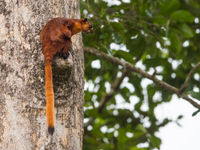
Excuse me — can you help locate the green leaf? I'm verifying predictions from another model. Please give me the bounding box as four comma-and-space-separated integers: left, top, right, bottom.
168, 31, 182, 52
153, 15, 167, 25
111, 22, 124, 32
179, 24, 194, 38
177, 115, 183, 119
170, 10, 195, 23
160, 0, 180, 15
113, 50, 135, 64
150, 136, 161, 148
187, 91, 200, 100
130, 147, 147, 150
135, 124, 147, 133
192, 110, 200, 117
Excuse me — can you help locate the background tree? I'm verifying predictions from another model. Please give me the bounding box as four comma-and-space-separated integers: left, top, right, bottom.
82, 0, 200, 149
0, 0, 84, 149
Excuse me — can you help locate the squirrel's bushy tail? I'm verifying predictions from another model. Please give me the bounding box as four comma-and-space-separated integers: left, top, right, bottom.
45, 58, 55, 135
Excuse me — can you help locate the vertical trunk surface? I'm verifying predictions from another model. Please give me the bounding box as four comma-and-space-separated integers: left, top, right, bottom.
0, 0, 84, 150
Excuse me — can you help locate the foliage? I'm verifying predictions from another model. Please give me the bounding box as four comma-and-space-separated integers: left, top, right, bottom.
81, 0, 200, 149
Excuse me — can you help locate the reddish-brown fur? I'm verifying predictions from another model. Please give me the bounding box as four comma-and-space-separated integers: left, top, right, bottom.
40, 17, 93, 135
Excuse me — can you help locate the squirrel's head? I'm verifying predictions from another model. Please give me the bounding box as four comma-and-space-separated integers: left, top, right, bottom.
81, 18, 93, 33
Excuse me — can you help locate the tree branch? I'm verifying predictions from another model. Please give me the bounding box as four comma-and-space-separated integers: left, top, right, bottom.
179, 62, 200, 94
84, 47, 200, 110
98, 69, 128, 113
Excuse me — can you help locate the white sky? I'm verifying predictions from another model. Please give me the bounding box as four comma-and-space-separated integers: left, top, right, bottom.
157, 96, 200, 150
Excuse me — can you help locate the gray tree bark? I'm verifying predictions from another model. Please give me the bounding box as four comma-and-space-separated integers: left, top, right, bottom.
0, 0, 84, 149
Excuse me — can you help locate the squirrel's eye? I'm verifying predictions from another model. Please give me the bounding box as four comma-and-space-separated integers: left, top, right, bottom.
67, 25, 72, 30
83, 18, 88, 23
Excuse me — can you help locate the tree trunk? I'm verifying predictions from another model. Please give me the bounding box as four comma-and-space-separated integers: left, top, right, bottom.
0, 0, 84, 149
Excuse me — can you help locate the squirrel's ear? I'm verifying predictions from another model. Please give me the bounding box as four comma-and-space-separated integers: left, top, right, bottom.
83, 18, 88, 23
